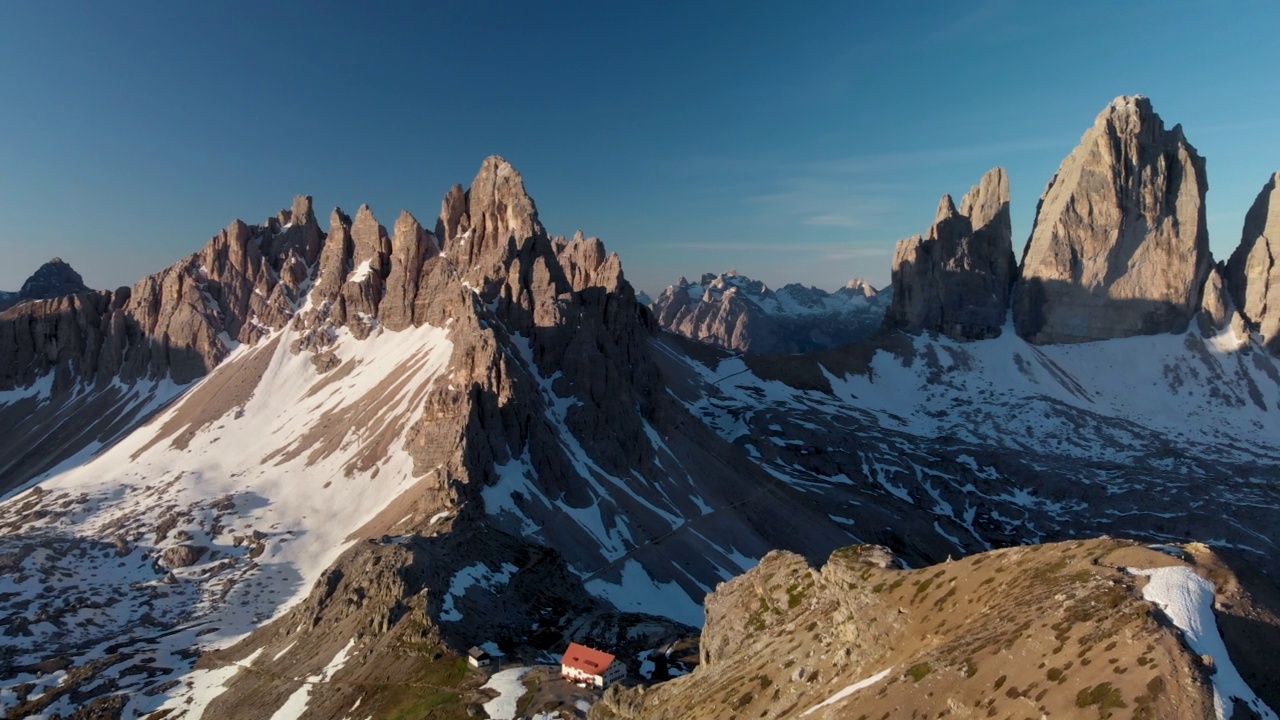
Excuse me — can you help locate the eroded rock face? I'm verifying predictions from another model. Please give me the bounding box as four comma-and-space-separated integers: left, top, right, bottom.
1226, 172, 1280, 352
886, 167, 1014, 340
0, 215, 319, 390
1013, 95, 1211, 344
381, 210, 437, 331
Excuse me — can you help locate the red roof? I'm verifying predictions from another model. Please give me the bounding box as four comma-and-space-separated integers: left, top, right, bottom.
561, 642, 616, 673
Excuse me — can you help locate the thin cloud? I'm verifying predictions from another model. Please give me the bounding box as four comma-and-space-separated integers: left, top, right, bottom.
804, 214, 864, 229
797, 134, 1069, 177
821, 248, 893, 261
654, 240, 892, 257
915, 0, 1019, 47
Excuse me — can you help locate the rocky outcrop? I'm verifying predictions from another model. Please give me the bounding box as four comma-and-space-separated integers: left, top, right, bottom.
886, 167, 1015, 340
0, 212, 336, 391
1197, 265, 1236, 337
1226, 172, 1280, 352
595, 539, 1276, 720
263, 195, 324, 269
652, 272, 889, 353
1013, 95, 1212, 344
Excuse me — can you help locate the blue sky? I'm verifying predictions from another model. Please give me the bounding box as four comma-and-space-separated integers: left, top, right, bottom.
1, 1, 1277, 296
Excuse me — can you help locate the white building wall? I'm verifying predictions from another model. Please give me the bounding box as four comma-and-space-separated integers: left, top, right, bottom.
561, 664, 607, 688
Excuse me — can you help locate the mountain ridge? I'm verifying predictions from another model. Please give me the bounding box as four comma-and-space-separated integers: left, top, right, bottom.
651, 271, 889, 353
1, 96, 1279, 718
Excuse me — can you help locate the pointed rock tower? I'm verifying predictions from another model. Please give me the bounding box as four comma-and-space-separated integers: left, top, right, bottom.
886, 167, 1015, 340
1013, 95, 1211, 343
1225, 172, 1280, 351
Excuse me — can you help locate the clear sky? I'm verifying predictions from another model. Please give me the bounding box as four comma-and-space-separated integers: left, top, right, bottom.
1, 1, 1277, 297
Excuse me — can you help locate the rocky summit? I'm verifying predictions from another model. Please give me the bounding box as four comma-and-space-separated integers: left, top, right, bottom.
1, 95, 1280, 720
886, 167, 1015, 340
1013, 95, 1212, 344
651, 271, 888, 353
0, 257, 91, 312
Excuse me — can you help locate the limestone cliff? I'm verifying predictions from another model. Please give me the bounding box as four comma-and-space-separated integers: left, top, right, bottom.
1226, 172, 1280, 352
886, 167, 1014, 340
1013, 95, 1211, 344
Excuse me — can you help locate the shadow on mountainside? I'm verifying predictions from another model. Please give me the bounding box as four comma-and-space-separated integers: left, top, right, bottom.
1203, 546, 1280, 712
1012, 275, 1206, 344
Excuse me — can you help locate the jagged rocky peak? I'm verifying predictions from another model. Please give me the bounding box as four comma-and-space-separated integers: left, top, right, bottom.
341, 204, 392, 336
0, 257, 92, 312
886, 166, 1014, 341
306, 207, 354, 308
18, 257, 90, 300
1013, 95, 1211, 344
843, 277, 877, 298
0, 198, 329, 393
449, 154, 548, 291
381, 209, 437, 332
263, 194, 324, 268
1226, 172, 1280, 352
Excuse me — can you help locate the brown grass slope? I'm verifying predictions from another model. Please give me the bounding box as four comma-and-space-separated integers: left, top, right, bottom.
594, 538, 1280, 720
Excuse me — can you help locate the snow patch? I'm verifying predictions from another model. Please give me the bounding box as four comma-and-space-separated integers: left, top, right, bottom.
1131, 566, 1276, 720
585, 560, 704, 627
800, 666, 894, 716
347, 259, 372, 283
481, 667, 531, 720
439, 562, 520, 622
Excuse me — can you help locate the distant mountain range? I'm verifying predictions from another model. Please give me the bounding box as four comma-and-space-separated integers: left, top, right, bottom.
0, 96, 1277, 719
650, 272, 889, 353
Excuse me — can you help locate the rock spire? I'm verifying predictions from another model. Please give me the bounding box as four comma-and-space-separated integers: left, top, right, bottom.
1225, 172, 1280, 351
886, 167, 1014, 340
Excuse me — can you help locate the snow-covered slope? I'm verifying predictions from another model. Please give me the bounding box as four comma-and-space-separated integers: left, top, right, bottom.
661, 319, 1280, 566
0, 322, 453, 716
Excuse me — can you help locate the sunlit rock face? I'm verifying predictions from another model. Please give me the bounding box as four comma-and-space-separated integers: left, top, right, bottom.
1226, 172, 1280, 352
1013, 95, 1211, 344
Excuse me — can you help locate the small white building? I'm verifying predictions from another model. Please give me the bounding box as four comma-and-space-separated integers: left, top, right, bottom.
467, 646, 491, 667
560, 642, 626, 688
